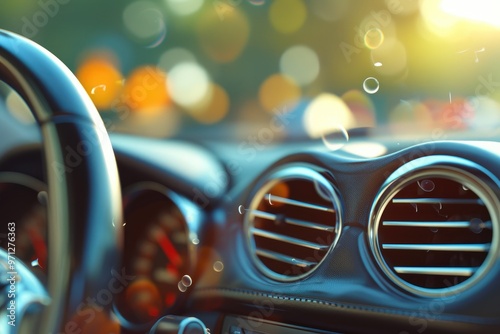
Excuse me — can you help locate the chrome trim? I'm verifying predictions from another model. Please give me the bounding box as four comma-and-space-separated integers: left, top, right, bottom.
253, 209, 334, 231
383, 220, 493, 229
382, 243, 490, 252
393, 198, 484, 205
393, 266, 477, 276
244, 164, 343, 282
368, 155, 500, 297
251, 227, 329, 251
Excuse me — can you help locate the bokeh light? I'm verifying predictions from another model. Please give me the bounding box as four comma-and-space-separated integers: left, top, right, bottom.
124, 278, 162, 323
4, 0, 500, 138
419, 0, 459, 37
165, 0, 203, 16
248, 0, 266, 6
258, 74, 301, 113
123, 1, 167, 47
121, 66, 170, 113
279, 45, 320, 86
269, 0, 307, 34
158, 48, 197, 72
197, 7, 250, 63
343, 142, 388, 158
76, 54, 123, 110
303, 93, 356, 139
167, 62, 211, 109
468, 96, 500, 130
267, 181, 290, 207
185, 83, 230, 124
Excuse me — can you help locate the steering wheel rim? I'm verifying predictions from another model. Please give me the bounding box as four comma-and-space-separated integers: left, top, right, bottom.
0, 30, 122, 332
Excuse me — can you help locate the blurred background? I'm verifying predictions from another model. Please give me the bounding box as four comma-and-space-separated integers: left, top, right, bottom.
1, 0, 500, 142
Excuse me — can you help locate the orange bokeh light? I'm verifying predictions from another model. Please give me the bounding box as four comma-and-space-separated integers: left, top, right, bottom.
186, 83, 229, 124
270, 182, 290, 207
259, 74, 301, 113
76, 55, 123, 110
121, 66, 171, 113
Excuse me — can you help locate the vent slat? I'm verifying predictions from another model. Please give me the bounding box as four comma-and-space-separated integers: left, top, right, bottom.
394, 266, 477, 276
372, 168, 497, 293
392, 198, 484, 205
383, 220, 493, 229
251, 227, 329, 250
246, 167, 341, 280
256, 249, 317, 268
265, 194, 335, 213
382, 243, 490, 252
252, 209, 334, 232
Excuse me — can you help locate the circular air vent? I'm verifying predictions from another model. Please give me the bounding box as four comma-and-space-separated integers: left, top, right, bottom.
245, 165, 342, 281
370, 156, 500, 296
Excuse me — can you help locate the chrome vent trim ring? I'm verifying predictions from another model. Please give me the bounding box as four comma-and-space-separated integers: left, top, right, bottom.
369, 155, 500, 297
245, 165, 342, 281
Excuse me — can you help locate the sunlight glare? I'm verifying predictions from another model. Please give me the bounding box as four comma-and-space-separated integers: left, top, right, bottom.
440, 0, 500, 28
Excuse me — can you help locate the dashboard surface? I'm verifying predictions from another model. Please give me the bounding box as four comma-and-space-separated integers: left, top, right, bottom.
1, 112, 500, 333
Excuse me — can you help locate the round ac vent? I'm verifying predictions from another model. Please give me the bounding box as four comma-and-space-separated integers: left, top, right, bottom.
245, 165, 342, 281
370, 156, 500, 296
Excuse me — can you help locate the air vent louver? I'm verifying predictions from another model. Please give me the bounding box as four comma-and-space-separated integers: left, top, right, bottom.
245, 166, 342, 281
370, 157, 500, 296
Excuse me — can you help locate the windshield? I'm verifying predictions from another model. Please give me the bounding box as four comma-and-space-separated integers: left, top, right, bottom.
1, 0, 500, 143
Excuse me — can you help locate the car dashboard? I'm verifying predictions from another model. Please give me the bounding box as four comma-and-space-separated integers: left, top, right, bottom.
1, 108, 500, 334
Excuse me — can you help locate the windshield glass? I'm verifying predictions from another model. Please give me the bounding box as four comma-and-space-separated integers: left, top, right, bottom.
2, 0, 500, 142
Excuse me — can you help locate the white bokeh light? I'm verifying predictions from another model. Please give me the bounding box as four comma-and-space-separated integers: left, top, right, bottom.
166, 62, 212, 108
123, 0, 166, 45
280, 45, 320, 86
158, 48, 197, 72
165, 0, 203, 16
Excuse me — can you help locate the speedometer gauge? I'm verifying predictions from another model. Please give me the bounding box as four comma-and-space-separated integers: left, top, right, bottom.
115, 183, 193, 325
0, 172, 47, 281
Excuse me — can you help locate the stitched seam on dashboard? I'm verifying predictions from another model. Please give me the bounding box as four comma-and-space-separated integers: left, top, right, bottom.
194, 287, 479, 322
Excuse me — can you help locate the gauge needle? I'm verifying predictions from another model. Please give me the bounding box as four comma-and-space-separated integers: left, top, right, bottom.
156, 233, 182, 268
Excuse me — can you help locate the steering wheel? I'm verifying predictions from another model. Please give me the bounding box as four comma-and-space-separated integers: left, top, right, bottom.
0, 30, 122, 333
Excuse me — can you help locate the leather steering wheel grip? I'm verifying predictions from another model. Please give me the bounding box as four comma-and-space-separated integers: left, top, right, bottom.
0, 30, 122, 332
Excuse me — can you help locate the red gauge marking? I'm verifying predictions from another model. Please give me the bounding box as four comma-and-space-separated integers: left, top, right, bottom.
156, 232, 182, 267
148, 306, 160, 317
27, 227, 47, 268
165, 292, 176, 307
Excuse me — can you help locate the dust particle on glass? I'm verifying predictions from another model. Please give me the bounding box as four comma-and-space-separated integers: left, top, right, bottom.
363, 77, 379, 94
213, 261, 224, 272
